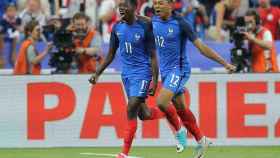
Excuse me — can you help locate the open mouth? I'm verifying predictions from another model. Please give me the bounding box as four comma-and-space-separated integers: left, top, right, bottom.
155, 10, 161, 15
119, 7, 126, 16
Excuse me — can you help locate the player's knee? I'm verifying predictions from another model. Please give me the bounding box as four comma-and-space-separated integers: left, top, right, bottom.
172, 101, 185, 111
156, 99, 168, 111
127, 97, 143, 119
157, 103, 168, 112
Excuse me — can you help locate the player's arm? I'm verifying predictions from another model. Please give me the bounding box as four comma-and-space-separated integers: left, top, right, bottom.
89, 27, 119, 84
150, 49, 159, 96
146, 21, 158, 96
95, 45, 117, 76
193, 39, 231, 67
180, 18, 235, 72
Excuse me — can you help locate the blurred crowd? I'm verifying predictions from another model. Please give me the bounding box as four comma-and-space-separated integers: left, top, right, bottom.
0, 0, 279, 73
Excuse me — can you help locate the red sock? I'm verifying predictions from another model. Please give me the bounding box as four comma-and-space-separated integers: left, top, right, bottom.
148, 106, 162, 120
177, 109, 203, 141
164, 105, 181, 131
122, 119, 137, 155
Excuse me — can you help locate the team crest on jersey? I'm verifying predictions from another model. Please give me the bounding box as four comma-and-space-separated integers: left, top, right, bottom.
167, 27, 174, 36
135, 33, 141, 41
168, 27, 174, 33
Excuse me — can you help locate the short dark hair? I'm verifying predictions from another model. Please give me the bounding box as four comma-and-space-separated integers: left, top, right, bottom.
72, 12, 90, 22
24, 20, 39, 38
246, 9, 261, 25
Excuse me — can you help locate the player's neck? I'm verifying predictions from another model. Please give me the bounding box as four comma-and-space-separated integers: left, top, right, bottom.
161, 10, 172, 21
126, 15, 136, 25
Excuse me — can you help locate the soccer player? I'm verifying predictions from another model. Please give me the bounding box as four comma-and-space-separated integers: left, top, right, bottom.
148, 0, 236, 157
88, 0, 186, 157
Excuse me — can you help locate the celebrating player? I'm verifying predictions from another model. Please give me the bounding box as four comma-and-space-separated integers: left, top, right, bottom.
89, 0, 187, 157
146, 0, 236, 157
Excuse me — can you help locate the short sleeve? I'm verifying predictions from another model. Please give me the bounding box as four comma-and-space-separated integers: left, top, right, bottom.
179, 17, 198, 42
263, 30, 273, 42
90, 32, 102, 49
27, 45, 36, 64
109, 25, 119, 50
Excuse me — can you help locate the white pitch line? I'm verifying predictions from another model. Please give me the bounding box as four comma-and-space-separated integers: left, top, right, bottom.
80, 152, 143, 158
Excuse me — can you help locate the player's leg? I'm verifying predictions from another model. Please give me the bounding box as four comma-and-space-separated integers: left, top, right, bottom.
157, 88, 187, 152
121, 97, 143, 156
137, 102, 162, 120
172, 91, 211, 158
156, 88, 182, 131
172, 93, 203, 142
157, 70, 188, 152
117, 79, 150, 158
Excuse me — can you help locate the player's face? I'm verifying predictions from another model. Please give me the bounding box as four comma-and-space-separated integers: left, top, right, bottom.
153, 0, 172, 19
119, 0, 135, 22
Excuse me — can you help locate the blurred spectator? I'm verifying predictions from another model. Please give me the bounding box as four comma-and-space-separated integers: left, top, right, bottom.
258, 0, 280, 40
235, 0, 249, 17
61, 0, 98, 26
208, 0, 241, 42
14, 20, 52, 75
244, 10, 278, 73
98, 0, 118, 43
250, 0, 280, 7
19, 0, 48, 27
182, 0, 209, 39
17, 0, 50, 16
173, 0, 184, 12
0, 0, 17, 20
72, 12, 103, 73
139, 0, 154, 17
197, 0, 219, 16
0, 0, 17, 68
0, 3, 22, 68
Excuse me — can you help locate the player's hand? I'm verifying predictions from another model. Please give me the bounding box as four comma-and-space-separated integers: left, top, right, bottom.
88, 73, 99, 85
225, 63, 236, 73
148, 83, 157, 96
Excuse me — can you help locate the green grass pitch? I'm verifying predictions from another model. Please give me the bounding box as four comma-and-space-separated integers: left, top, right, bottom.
0, 146, 279, 158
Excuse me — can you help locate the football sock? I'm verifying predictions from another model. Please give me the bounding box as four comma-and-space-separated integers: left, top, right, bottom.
122, 119, 137, 155
164, 105, 181, 131
147, 106, 162, 120
177, 109, 203, 141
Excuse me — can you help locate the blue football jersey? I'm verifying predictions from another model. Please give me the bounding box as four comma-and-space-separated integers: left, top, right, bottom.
152, 13, 198, 76
110, 19, 155, 79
